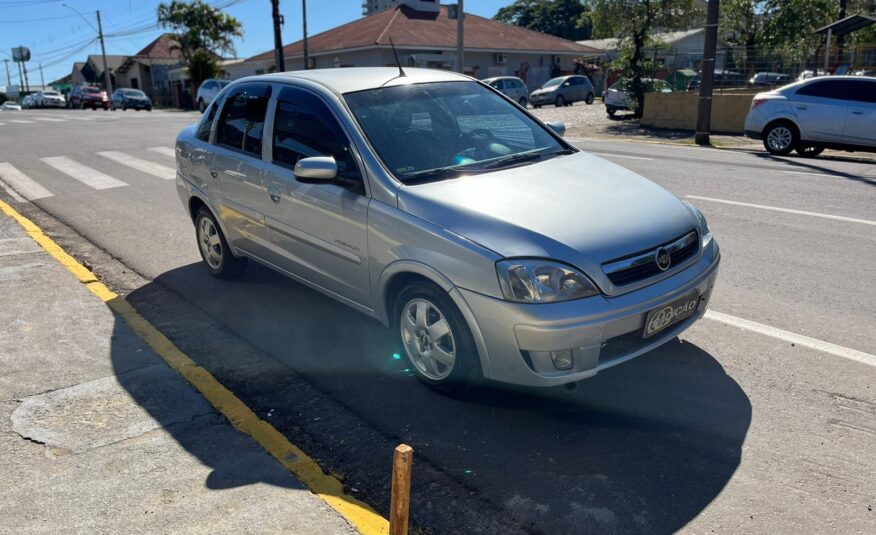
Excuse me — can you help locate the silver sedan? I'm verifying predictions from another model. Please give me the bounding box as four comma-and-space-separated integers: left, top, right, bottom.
174, 68, 719, 391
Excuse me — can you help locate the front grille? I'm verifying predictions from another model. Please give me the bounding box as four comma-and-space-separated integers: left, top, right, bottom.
603, 231, 698, 286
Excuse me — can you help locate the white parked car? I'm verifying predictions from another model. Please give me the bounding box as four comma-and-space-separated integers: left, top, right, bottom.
604, 78, 672, 117
195, 78, 231, 113
37, 90, 66, 108
744, 76, 876, 157
1, 101, 22, 111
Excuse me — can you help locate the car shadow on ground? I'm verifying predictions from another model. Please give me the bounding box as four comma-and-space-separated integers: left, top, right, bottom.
112, 260, 752, 534
756, 153, 876, 186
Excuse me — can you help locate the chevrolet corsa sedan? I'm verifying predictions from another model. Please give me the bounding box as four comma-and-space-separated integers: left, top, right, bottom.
175, 68, 720, 391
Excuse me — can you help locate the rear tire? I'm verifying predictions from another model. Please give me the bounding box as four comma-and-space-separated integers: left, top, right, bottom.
763, 121, 798, 155
585, 92, 595, 105
606, 106, 617, 117
194, 207, 247, 279
395, 281, 481, 394
198, 99, 206, 113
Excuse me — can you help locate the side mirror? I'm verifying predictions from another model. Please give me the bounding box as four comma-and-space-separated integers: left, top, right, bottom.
546, 121, 566, 137
294, 156, 338, 182
563, 82, 571, 87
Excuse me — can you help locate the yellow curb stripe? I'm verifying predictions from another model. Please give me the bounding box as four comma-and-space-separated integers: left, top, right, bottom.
0, 199, 389, 535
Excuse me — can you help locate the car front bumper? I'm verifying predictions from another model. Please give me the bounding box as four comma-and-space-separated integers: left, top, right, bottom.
529, 92, 555, 104
455, 241, 720, 387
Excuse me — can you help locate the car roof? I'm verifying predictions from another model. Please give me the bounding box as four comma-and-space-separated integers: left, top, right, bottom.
248, 67, 470, 94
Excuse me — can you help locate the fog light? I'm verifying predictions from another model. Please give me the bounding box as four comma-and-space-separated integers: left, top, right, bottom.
550, 349, 574, 370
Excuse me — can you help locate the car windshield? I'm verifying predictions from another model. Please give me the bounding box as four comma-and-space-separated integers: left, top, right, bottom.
123, 89, 146, 97
44, 91, 59, 96
83, 87, 100, 93
541, 78, 563, 88
344, 81, 570, 183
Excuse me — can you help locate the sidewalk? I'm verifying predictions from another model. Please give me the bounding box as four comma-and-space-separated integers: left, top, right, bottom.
0, 210, 359, 534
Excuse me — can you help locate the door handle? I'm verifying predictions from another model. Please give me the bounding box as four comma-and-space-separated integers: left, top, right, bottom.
850, 109, 864, 115
795, 104, 807, 110
209, 168, 217, 178
268, 186, 281, 203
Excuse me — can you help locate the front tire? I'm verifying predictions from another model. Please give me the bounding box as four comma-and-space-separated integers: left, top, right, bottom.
198, 99, 206, 113
585, 92, 595, 105
518, 97, 527, 108
554, 95, 565, 107
396, 281, 480, 393
763, 122, 798, 155
606, 106, 617, 117
194, 207, 247, 279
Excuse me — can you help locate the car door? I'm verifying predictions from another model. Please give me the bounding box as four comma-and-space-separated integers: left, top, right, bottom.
843, 79, 876, 147
261, 85, 371, 307
210, 83, 273, 255
789, 80, 850, 142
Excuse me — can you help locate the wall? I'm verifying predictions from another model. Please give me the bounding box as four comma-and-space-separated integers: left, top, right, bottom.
640, 89, 758, 134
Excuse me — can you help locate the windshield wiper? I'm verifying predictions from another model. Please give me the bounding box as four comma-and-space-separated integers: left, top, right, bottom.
479, 149, 574, 170
402, 165, 476, 184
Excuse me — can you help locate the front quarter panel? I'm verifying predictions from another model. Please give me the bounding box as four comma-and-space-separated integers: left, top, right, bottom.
369, 199, 503, 324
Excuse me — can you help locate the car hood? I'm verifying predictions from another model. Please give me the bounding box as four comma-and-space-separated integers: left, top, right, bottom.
397, 151, 697, 287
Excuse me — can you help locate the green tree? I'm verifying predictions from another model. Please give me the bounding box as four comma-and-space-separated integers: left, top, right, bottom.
494, 0, 594, 41
590, 0, 702, 117
157, 0, 243, 88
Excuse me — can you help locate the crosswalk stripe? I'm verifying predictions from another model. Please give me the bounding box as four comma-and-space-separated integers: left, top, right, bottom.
33, 117, 66, 122
148, 146, 176, 158
0, 163, 54, 200
56, 115, 93, 121
40, 156, 127, 190
8, 120, 35, 124
97, 151, 176, 180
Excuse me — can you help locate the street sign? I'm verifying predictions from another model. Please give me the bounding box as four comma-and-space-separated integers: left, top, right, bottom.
12, 47, 31, 62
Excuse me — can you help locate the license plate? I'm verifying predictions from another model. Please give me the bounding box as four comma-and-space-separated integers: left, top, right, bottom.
643, 291, 700, 338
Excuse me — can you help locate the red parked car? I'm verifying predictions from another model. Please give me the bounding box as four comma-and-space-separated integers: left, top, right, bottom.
68, 85, 109, 110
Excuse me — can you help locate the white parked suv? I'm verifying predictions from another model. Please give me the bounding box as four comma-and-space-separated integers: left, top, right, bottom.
744, 76, 876, 157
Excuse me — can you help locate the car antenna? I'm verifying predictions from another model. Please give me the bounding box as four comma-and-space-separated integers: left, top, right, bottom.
389, 37, 406, 78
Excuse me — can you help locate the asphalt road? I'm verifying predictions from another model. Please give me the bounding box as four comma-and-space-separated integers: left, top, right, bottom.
1, 108, 874, 534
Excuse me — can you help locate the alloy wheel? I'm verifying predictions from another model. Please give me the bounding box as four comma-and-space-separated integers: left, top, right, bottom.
400, 298, 456, 381
197, 217, 223, 270
766, 126, 793, 152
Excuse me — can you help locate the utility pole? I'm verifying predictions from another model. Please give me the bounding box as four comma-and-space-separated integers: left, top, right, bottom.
3, 59, 10, 88
271, 0, 286, 72
695, 0, 720, 146
302, 0, 309, 69
456, 0, 465, 74
39, 63, 45, 89
96, 10, 113, 98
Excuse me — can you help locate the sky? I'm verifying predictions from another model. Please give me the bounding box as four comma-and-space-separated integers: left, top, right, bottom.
0, 0, 511, 89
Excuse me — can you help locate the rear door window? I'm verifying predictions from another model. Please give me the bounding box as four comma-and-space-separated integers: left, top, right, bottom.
795, 80, 850, 100
196, 101, 219, 142
216, 84, 272, 156
847, 80, 876, 104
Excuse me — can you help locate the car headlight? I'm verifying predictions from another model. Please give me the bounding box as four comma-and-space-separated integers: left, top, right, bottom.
682, 200, 713, 248
497, 259, 599, 303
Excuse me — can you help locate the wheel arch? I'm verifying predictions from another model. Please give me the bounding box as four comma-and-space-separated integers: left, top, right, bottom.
377, 261, 494, 379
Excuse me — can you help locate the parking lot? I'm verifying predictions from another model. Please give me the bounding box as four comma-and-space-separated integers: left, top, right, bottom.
1, 107, 874, 534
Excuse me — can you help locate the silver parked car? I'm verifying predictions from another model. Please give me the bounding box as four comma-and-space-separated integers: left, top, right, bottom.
744, 76, 876, 157
196, 78, 231, 112
481, 76, 530, 107
175, 68, 720, 390
529, 75, 595, 108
